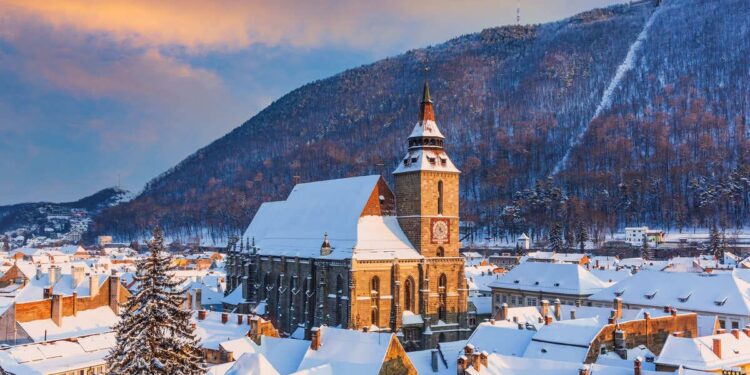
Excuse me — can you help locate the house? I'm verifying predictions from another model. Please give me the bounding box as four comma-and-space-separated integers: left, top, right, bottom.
225, 82, 469, 349
588, 270, 750, 330
0, 332, 114, 374
516, 233, 530, 250
459, 353, 666, 375
656, 330, 750, 372
489, 262, 608, 317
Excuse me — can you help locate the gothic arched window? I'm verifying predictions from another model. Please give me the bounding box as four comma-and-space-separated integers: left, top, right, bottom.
404, 277, 415, 312
437, 246, 445, 257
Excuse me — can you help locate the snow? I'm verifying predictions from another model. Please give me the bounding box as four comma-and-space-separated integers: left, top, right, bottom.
552, 3, 667, 175
471, 353, 665, 375
465, 322, 535, 356
19, 306, 118, 342
0, 332, 115, 375
408, 119, 445, 139
295, 326, 393, 375
657, 332, 750, 371
242, 175, 421, 260
393, 148, 460, 174
407, 339, 467, 375
192, 311, 251, 350
260, 335, 311, 375
489, 262, 607, 296
222, 284, 247, 306
225, 352, 280, 375
402, 310, 424, 325
588, 270, 750, 318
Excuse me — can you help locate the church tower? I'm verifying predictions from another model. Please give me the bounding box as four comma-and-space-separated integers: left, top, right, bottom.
394, 81, 461, 258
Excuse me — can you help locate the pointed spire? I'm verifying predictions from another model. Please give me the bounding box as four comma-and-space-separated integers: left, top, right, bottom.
418, 80, 436, 122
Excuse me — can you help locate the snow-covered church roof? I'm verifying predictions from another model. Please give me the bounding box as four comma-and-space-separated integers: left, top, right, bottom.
242, 175, 421, 261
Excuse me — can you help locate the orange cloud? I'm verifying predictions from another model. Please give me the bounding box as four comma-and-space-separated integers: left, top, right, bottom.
0, 0, 623, 52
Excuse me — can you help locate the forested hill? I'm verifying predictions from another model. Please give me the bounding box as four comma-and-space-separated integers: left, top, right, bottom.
92, 0, 750, 243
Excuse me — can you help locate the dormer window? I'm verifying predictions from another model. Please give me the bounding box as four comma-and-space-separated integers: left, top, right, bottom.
678, 292, 692, 303
427, 156, 436, 165
614, 288, 626, 297
644, 290, 658, 299
715, 296, 728, 306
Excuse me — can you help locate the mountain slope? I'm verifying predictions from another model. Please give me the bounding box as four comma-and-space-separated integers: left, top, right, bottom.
93, 0, 750, 241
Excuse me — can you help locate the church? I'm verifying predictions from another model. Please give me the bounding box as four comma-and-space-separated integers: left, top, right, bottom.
225, 82, 469, 350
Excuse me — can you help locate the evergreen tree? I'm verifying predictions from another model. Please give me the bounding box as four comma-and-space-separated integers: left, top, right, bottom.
549, 222, 563, 253
709, 225, 722, 260
575, 222, 589, 253
106, 227, 204, 375
564, 226, 575, 253
1, 236, 9, 252
641, 236, 651, 260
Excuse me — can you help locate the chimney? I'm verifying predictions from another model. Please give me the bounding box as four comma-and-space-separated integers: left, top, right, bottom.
247, 315, 252, 325
430, 349, 439, 373
195, 288, 203, 311
238, 314, 244, 325
579, 365, 590, 375
471, 353, 481, 371
541, 300, 549, 317
717, 328, 726, 334
72, 291, 78, 316
570, 310, 577, 320
72, 265, 84, 288
464, 344, 474, 357
634, 357, 642, 375
732, 329, 740, 339
614, 297, 622, 319
670, 307, 677, 317
51, 294, 62, 327
713, 338, 722, 359
672, 331, 684, 338
499, 303, 508, 320
743, 326, 750, 337
49, 266, 61, 285
108, 276, 121, 314
43, 286, 52, 299
311, 327, 321, 350
554, 299, 561, 321
489, 319, 496, 325
545, 315, 553, 325
198, 310, 207, 320
480, 351, 488, 367
457, 356, 467, 374
221, 312, 228, 324
35, 267, 42, 280
663, 305, 670, 313
89, 275, 99, 298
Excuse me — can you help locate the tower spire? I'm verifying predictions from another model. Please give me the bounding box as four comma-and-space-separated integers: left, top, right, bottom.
418, 80, 436, 123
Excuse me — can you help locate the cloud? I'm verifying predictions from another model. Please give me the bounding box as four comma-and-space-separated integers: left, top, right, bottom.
1, 0, 623, 52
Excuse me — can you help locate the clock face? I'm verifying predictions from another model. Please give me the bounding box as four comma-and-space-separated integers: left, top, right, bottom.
431, 219, 450, 244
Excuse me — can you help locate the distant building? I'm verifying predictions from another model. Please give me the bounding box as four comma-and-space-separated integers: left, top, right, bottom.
624, 227, 664, 247
97, 235, 113, 246
516, 233, 530, 250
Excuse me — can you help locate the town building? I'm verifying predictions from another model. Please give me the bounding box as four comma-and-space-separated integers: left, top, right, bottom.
588, 270, 750, 331
225, 82, 469, 350
489, 262, 608, 316
656, 329, 750, 372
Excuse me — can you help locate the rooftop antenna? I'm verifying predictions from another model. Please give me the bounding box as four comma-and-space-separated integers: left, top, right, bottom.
516, 1, 521, 25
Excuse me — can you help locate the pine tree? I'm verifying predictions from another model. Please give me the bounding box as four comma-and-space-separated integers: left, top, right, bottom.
549, 222, 563, 253
575, 222, 589, 253
564, 226, 575, 253
1, 236, 9, 252
106, 227, 204, 375
709, 225, 722, 260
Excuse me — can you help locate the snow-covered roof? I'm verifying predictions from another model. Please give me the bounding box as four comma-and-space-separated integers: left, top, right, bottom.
393, 148, 460, 174
260, 335, 310, 375
588, 270, 750, 317
657, 332, 750, 370
0, 332, 115, 375
226, 352, 280, 375
522, 317, 605, 363
408, 119, 445, 139
192, 311, 250, 350
489, 262, 607, 296
19, 306, 118, 342
470, 353, 665, 375
222, 285, 247, 306
465, 322, 535, 356
242, 175, 421, 261
407, 339, 467, 375
295, 326, 395, 375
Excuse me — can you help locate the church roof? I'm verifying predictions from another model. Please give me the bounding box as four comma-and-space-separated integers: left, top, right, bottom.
242, 175, 421, 260
393, 148, 460, 174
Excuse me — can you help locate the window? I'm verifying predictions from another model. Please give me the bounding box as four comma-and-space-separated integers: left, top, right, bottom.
438, 305, 446, 321
404, 277, 415, 312
437, 181, 444, 215
732, 321, 740, 329
438, 274, 447, 319
335, 275, 344, 326
437, 246, 445, 257
370, 276, 380, 326
371, 308, 379, 326
719, 319, 726, 329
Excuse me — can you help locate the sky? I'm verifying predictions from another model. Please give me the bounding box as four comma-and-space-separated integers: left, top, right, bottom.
0, 0, 622, 205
